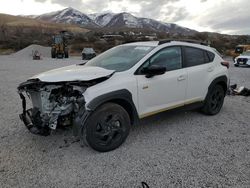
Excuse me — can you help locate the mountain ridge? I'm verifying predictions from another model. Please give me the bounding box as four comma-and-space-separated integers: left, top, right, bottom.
31, 7, 197, 35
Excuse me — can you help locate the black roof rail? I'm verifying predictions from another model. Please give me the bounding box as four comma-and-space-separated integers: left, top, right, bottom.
158, 39, 209, 46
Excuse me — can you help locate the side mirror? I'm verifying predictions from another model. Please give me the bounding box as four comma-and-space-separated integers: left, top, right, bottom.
141, 65, 167, 78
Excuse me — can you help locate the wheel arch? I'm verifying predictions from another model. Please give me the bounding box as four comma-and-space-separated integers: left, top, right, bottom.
87, 89, 139, 125
208, 75, 228, 96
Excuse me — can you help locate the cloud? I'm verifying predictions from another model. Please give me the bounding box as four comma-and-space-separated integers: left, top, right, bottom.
159, 5, 189, 22
104, 0, 188, 22
196, 0, 250, 34
35, 0, 108, 13
33, 0, 188, 23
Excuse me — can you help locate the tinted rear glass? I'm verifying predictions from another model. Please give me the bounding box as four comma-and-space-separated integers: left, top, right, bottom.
184, 47, 215, 67
207, 51, 215, 62
204, 51, 210, 63
184, 47, 205, 67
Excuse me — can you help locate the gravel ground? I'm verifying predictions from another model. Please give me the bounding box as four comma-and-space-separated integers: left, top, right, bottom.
0, 55, 250, 188
11, 45, 51, 58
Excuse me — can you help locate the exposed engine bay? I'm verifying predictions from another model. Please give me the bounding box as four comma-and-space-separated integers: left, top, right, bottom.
17, 77, 109, 136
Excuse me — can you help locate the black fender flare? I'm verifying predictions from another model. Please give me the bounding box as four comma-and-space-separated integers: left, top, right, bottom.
207, 75, 228, 97
87, 89, 139, 125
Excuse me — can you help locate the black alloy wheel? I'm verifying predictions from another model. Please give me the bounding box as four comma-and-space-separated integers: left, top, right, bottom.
84, 103, 130, 152
202, 85, 225, 115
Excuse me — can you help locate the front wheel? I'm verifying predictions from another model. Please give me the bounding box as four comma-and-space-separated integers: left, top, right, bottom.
201, 85, 225, 115
83, 103, 130, 152
51, 50, 56, 58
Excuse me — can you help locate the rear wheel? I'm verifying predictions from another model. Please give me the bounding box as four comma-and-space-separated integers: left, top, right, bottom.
201, 85, 225, 115
83, 103, 130, 152
64, 51, 69, 58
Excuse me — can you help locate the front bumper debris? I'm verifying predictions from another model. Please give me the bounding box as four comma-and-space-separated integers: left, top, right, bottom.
19, 92, 50, 136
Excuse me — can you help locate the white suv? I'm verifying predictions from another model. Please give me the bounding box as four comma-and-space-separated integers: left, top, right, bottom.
18, 40, 229, 152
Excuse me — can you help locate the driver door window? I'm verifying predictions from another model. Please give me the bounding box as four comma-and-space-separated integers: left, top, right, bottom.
149, 46, 182, 71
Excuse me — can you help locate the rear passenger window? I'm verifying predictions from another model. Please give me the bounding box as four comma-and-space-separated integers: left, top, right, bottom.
207, 51, 215, 62
184, 47, 215, 67
204, 51, 210, 63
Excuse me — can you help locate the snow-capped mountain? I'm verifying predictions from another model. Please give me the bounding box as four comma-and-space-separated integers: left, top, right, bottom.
35, 7, 98, 27
105, 12, 142, 28
33, 7, 196, 34
88, 12, 116, 27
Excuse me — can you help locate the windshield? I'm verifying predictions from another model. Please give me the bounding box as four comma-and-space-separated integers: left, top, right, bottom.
83, 48, 95, 53
54, 36, 63, 44
242, 51, 250, 56
85, 45, 154, 72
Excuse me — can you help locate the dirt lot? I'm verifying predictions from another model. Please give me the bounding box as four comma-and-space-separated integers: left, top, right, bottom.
0, 55, 249, 188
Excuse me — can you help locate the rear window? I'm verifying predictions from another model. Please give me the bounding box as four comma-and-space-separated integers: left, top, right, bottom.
207, 51, 215, 62
184, 47, 215, 67
204, 51, 210, 63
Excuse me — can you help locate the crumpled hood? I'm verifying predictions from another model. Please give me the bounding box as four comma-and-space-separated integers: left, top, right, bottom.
30, 65, 115, 82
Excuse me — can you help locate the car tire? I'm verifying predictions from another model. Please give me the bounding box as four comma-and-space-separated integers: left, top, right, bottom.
234, 64, 239, 67
51, 50, 56, 58
64, 51, 69, 58
201, 85, 225, 115
83, 103, 130, 152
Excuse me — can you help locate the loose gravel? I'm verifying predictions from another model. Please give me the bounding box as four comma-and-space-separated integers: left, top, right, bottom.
11, 45, 51, 58
0, 55, 249, 188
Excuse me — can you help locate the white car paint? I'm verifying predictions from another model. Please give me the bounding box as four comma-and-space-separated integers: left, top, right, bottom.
234, 55, 250, 66
31, 65, 115, 82
185, 55, 226, 102
136, 68, 187, 117
83, 71, 138, 111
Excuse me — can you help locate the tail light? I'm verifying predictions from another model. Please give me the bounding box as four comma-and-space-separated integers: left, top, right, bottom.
221, 61, 229, 69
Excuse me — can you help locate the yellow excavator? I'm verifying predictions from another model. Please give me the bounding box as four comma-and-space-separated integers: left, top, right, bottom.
51, 31, 69, 58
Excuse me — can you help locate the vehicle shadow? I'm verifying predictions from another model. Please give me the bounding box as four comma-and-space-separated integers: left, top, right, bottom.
23, 107, 201, 153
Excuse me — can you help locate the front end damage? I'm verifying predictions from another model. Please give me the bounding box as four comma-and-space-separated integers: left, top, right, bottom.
18, 79, 87, 136
17, 75, 111, 136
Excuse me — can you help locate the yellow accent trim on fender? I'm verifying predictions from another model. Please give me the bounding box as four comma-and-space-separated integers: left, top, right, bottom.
139, 99, 203, 119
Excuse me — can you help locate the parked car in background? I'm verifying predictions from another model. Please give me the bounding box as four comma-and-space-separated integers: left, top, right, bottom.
234, 50, 250, 67
82, 48, 96, 60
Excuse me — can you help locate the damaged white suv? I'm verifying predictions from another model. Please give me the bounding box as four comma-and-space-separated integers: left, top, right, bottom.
18, 40, 229, 152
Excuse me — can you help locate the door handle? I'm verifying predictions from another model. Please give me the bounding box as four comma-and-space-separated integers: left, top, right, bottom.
207, 67, 214, 72
177, 75, 186, 81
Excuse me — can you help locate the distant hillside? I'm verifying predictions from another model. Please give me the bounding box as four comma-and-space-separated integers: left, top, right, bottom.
0, 13, 89, 52
0, 13, 89, 33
